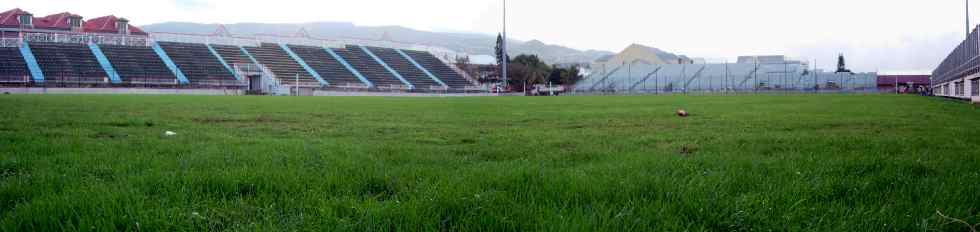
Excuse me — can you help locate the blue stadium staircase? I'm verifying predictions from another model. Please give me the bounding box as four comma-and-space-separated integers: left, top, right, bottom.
88, 43, 123, 84
588, 66, 623, 91
239, 46, 261, 66
397, 49, 448, 89
324, 48, 373, 88
738, 64, 760, 89
150, 41, 190, 85
207, 44, 242, 81
628, 67, 662, 91
239, 46, 289, 96
682, 65, 706, 91
18, 42, 45, 84
279, 43, 328, 86
359, 45, 414, 89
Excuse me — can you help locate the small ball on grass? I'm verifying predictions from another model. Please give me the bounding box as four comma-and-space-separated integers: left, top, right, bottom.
676, 109, 689, 117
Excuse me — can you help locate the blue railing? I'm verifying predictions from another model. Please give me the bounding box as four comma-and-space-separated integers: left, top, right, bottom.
279, 44, 328, 86
207, 44, 242, 81
359, 45, 414, 89
88, 43, 122, 84
397, 49, 447, 88
324, 48, 373, 88
239, 46, 261, 66
150, 41, 190, 84
18, 42, 44, 84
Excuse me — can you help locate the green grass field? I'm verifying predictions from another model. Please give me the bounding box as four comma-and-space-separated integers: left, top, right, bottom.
0, 94, 978, 231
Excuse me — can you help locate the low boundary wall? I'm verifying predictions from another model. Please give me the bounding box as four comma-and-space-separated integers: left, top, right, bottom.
0, 88, 245, 95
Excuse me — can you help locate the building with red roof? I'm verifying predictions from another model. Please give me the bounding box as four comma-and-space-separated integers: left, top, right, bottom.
33, 12, 83, 31
0, 8, 147, 36
82, 15, 146, 35
0, 8, 33, 29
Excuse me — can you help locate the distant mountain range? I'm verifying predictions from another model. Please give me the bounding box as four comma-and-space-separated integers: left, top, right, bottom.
140, 22, 615, 65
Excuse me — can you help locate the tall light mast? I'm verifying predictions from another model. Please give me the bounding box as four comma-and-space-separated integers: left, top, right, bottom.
502, 0, 508, 90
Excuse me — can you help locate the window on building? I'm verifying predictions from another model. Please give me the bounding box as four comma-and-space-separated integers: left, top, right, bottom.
18, 14, 32, 27
955, 82, 965, 96
972, 79, 979, 96
116, 19, 129, 35
69, 17, 82, 28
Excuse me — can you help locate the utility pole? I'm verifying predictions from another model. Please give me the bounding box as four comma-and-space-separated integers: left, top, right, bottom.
969, 0, 972, 38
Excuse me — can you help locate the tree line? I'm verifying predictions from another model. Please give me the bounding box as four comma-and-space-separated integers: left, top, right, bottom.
494, 33, 584, 91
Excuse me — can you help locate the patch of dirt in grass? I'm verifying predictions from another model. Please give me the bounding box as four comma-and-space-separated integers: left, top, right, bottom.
237, 183, 258, 197
563, 124, 588, 129
374, 127, 401, 137
99, 119, 155, 128
192, 115, 294, 124
417, 137, 479, 146
91, 131, 128, 139
678, 146, 698, 156
0, 165, 24, 179
359, 177, 398, 201
84, 167, 116, 182
417, 137, 449, 145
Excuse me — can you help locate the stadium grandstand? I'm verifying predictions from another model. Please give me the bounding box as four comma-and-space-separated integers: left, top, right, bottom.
573, 52, 878, 94
932, 25, 980, 102
0, 8, 483, 95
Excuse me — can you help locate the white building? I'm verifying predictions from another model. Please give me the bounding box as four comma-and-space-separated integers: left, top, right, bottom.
932, 25, 980, 103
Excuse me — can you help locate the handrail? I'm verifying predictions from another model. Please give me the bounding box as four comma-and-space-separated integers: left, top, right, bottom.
588, 66, 623, 91
20, 31, 150, 46
628, 67, 662, 91
360, 45, 414, 89
0, 37, 20, 47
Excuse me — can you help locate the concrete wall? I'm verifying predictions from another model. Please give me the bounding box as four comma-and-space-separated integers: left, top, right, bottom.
0, 88, 245, 95
933, 75, 980, 101
0, 88, 505, 97
312, 90, 499, 97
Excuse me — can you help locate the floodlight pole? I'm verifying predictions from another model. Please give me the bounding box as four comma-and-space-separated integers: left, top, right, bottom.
501, 0, 508, 91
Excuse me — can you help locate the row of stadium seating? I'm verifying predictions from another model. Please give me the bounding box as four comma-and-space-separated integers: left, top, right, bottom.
30, 43, 108, 85
210, 44, 253, 69
99, 44, 178, 86
367, 46, 441, 89
157, 42, 240, 87
0, 41, 474, 91
0, 47, 30, 85
402, 50, 472, 90
244, 43, 321, 87
333, 45, 405, 88
287, 45, 365, 88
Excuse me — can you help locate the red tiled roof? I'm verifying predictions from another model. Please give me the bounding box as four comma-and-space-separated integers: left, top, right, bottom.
0, 8, 31, 28
33, 12, 80, 30
82, 15, 147, 35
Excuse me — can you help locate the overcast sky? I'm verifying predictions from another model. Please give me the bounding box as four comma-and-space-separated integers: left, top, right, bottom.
3, 0, 976, 74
